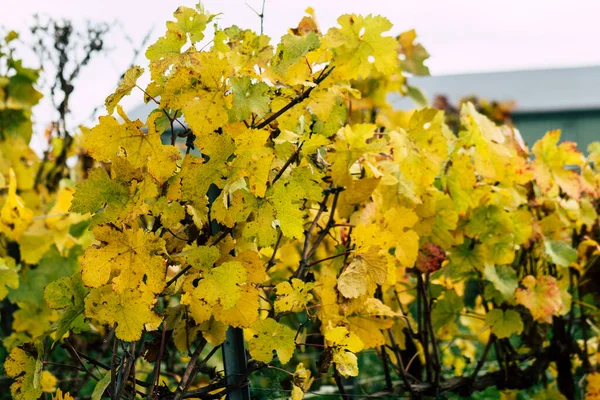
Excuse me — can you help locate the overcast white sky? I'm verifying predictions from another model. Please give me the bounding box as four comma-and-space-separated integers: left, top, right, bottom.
3, 0, 600, 135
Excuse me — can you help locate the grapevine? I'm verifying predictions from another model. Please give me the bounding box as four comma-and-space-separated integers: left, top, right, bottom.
1, 5, 600, 400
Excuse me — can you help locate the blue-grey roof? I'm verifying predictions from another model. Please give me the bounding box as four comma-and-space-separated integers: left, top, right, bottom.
391, 66, 600, 114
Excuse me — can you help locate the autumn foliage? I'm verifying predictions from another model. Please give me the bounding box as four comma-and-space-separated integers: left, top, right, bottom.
1, 4, 600, 400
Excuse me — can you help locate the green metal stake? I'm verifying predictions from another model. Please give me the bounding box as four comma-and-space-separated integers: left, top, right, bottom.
223, 328, 250, 400
207, 184, 250, 400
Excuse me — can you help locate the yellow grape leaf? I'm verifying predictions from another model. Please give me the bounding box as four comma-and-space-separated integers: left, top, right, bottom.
324, 326, 364, 377
167, 305, 200, 353
225, 250, 267, 284
85, 285, 161, 342
10, 301, 57, 338
334, 124, 378, 157
0, 256, 19, 300
0, 169, 33, 240
247, 317, 296, 364
52, 389, 75, 400
587, 372, 600, 400
324, 14, 398, 80
180, 244, 220, 272
211, 189, 252, 228
181, 52, 231, 137
105, 66, 143, 114
387, 111, 449, 201
384, 207, 419, 267
345, 298, 399, 348
178, 156, 220, 209
512, 208, 534, 245
196, 261, 247, 308
82, 226, 167, 294
166, 5, 214, 44
180, 261, 247, 324
270, 164, 323, 239
146, 30, 185, 64
307, 88, 340, 122
243, 200, 279, 246
291, 7, 319, 35
83, 108, 180, 183
338, 178, 380, 216
115, 177, 158, 226
274, 278, 315, 313
405, 109, 448, 181
229, 126, 274, 197
213, 285, 260, 328
315, 275, 343, 329
398, 29, 430, 76
446, 151, 479, 214
157, 68, 200, 110
40, 370, 57, 393
179, 132, 235, 203
532, 130, 584, 199
199, 318, 228, 346
292, 362, 314, 400
4, 346, 42, 400
45, 186, 74, 229
0, 138, 40, 191
337, 250, 387, 298
216, 26, 273, 74
588, 142, 600, 167
457, 103, 518, 183
514, 275, 564, 323
415, 189, 458, 248
151, 197, 185, 229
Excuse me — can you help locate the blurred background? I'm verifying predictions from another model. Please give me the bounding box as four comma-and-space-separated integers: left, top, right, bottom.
2, 0, 600, 151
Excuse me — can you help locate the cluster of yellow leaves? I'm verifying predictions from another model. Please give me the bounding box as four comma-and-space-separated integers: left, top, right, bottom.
4, 3, 600, 396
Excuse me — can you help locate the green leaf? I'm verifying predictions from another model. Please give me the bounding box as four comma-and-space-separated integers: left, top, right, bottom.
5, 30, 18, 43
228, 76, 270, 121
9, 246, 82, 307
0, 257, 19, 300
406, 85, 429, 108
484, 309, 523, 338
431, 290, 463, 330
70, 168, 128, 226
544, 240, 577, 268
92, 371, 112, 400
272, 32, 320, 75
446, 239, 482, 278
45, 274, 88, 341
483, 264, 517, 301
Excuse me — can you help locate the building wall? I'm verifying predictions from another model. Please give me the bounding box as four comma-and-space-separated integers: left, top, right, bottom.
513, 109, 600, 151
